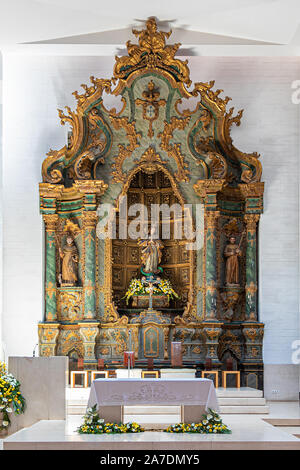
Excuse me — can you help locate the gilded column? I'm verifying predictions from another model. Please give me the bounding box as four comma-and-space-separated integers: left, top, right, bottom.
205, 211, 220, 321
74, 180, 108, 320
40, 183, 64, 323
43, 214, 59, 321
83, 211, 98, 319
239, 182, 264, 387
239, 182, 264, 322
194, 179, 226, 365
244, 214, 260, 321
194, 179, 226, 321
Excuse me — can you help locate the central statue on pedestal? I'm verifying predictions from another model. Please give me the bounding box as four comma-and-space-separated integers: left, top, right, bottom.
124, 227, 178, 308
138, 227, 164, 275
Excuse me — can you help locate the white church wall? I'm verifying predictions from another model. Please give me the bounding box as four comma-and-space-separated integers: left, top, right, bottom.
2, 53, 299, 395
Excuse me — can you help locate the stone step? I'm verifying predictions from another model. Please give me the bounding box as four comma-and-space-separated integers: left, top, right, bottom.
216, 387, 263, 398
218, 397, 267, 406
276, 426, 300, 437
220, 405, 269, 414
68, 405, 87, 415
264, 418, 300, 426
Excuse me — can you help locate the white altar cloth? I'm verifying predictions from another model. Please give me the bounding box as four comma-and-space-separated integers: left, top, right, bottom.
88, 378, 219, 411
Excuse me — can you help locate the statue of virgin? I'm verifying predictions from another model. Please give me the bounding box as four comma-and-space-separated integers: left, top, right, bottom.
138, 226, 164, 274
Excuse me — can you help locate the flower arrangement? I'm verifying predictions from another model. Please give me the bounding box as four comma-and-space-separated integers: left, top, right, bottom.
124, 277, 179, 305
77, 405, 144, 434
164, 409, 231, 434
0, 361, 26, 431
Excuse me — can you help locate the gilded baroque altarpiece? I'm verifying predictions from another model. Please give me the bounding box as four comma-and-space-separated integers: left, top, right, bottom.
39, 18, 264, 388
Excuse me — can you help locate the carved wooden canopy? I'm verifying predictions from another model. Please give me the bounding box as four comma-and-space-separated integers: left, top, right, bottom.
41, 17, 262, 191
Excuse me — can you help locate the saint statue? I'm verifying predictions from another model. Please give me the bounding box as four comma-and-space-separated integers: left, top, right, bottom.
59, 235, 79, 286
224, 236, 242, 286
138, 227, 164, 274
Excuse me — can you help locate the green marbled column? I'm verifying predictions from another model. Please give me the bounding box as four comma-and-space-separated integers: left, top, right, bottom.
44, 215, 58, 321
84, 211, 97, 319
205, 211, 219, 320
244, 214, 259, 321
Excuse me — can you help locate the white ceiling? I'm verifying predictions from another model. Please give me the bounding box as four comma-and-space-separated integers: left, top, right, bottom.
1, 0, 300, 46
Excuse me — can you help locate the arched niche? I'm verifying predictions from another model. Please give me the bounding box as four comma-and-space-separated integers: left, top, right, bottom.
110, 168, 194, 316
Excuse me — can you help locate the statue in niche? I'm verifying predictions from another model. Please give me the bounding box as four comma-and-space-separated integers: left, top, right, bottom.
138, 226, 164, 275
59, 234, 79, 286
224, 235, 243, 286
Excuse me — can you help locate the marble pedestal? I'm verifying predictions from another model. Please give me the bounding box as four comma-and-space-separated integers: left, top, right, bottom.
7, 356, 68, 434
181, 405, 207, 423
98, 406, 123, 423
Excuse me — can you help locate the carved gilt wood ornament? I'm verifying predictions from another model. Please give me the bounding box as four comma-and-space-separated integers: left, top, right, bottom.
39, 17, 264, 385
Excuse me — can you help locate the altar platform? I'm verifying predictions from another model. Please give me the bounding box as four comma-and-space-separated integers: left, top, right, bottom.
3, 407, 300, 450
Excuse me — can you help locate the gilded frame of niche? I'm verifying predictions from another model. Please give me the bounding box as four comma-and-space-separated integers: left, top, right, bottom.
101, 153, 197, 324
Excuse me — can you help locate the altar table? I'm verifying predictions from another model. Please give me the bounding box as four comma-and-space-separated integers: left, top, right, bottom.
88, 378, 219, 424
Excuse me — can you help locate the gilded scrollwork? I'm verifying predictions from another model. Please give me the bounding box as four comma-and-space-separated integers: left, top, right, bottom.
135, 80, 166, 138
57, 290, 83, 322
56, 327, 84, 358
159, 116, 190, 182
191, 80, 231, 114
193, 179, 227, 199
113, 17, 191, 87
135, 146, 166, 174
218, 330, 242, 361
72, 77, 112, 111
110, 116, 141, 183
220, 290, 241, 322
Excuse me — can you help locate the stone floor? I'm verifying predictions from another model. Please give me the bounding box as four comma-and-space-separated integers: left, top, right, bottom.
2, 401, 300, 450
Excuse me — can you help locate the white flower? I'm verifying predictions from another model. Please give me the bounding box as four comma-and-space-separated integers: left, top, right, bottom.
6, 407, 12, 413
2, 421, 9, 427
0, 405, 5, 410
